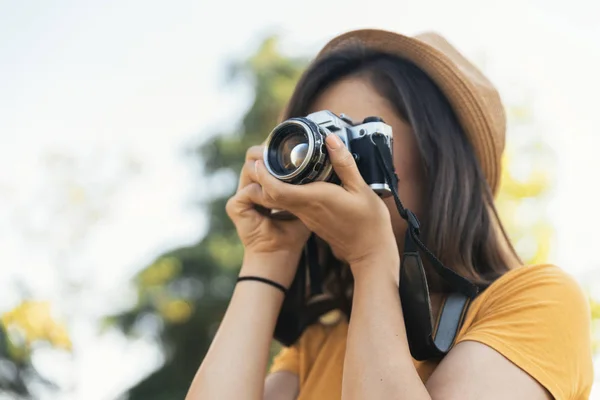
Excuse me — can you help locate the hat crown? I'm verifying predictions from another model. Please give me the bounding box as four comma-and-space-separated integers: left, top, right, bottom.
416, 31, 506, 151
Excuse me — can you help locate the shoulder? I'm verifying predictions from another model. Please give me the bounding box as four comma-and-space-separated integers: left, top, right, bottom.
494, 263, 584, 294
456, 264, 593, 399
468, 264, 590, 322
461, 263, 592, 348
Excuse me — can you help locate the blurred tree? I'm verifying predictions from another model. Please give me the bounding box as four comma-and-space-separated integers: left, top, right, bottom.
0, 148, 140, 398
0, 301, 70, 398
496, 102, 556, 265
108, 35, 307, 400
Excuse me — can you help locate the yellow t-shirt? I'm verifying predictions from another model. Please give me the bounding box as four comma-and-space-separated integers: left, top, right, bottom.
269, 264, 593, 400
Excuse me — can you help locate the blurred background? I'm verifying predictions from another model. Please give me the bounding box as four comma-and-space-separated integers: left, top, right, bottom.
1, 0, 600, 399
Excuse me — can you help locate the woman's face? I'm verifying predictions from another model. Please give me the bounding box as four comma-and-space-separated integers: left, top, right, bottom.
309, 75, 425, 251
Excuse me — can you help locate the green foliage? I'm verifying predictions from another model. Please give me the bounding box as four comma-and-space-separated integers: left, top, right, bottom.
108, 35, 307, 399
200, 36, 305, 176
0, 323, 29, 397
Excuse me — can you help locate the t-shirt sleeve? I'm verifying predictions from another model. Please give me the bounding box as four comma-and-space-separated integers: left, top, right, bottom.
269, 344, 300, 375
456, 265, 593, 400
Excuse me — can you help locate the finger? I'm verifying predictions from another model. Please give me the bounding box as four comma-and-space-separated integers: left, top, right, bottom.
254, 160, 306, 209
325, 134, 366, 191
226, 182, 270, 219
238, 159, 260, 191
245, 145, 264, 162
238, 145, 265, 191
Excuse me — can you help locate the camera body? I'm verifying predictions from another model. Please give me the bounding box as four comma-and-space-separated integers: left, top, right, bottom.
263, 110, 394, 196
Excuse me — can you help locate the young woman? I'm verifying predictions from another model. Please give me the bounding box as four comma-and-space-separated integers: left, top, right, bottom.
186, 30, 593, 399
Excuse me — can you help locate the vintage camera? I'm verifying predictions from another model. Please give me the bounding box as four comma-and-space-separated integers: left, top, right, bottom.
263, 110, 394, 196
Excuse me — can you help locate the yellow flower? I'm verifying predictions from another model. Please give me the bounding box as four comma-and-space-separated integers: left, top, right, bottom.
159, 299, 193, 324
1, 301, 72, 351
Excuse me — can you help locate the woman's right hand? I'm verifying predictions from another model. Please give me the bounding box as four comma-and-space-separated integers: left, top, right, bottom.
226, 145, 310, 287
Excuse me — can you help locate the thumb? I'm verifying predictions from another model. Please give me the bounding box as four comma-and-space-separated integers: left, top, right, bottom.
325, 134, 365, 190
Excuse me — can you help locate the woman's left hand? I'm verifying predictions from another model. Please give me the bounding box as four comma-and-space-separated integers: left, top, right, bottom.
253, 134, 400, 278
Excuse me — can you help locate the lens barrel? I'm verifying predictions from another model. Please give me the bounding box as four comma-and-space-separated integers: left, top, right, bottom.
263, 117, 332, 185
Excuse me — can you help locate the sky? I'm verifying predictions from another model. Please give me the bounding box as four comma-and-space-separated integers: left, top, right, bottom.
1, 0, 600, 398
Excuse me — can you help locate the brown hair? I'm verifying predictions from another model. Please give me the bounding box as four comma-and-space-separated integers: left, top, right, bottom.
283, 46, 519, 313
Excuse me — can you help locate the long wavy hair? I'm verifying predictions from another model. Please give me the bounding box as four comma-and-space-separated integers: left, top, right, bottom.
281, 46, 519, 317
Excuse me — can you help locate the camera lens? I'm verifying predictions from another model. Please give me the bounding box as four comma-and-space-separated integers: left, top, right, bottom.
266, 123, 310, 177
263, 117, 332, 184
277, 131, 309, 174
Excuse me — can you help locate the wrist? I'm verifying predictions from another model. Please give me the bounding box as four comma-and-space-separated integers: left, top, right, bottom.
351, 250, 400, 287
240, 249, 303, 288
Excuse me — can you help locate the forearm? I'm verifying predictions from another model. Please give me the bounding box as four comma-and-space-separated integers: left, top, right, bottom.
342, 256, 431, 400
186, 255, 293, 400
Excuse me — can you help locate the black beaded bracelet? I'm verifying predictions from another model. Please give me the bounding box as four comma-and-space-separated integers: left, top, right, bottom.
236, 276, 287, 294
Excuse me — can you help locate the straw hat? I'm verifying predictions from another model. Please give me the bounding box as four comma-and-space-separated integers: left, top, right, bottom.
316, 29, 506, 195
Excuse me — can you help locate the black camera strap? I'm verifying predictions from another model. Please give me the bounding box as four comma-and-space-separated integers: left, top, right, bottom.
274, 134, 481, 360
306, 234, 324, 297
372, 134, 479, 360
274, 237, 341, 346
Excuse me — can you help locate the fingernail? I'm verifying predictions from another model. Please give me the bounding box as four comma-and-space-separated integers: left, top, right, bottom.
254, 160, 260, 174
327, 134, 343, 149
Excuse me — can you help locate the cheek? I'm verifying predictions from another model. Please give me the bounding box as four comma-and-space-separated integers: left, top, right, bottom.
392, 137, 423, 212
395, 162, 423, 216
